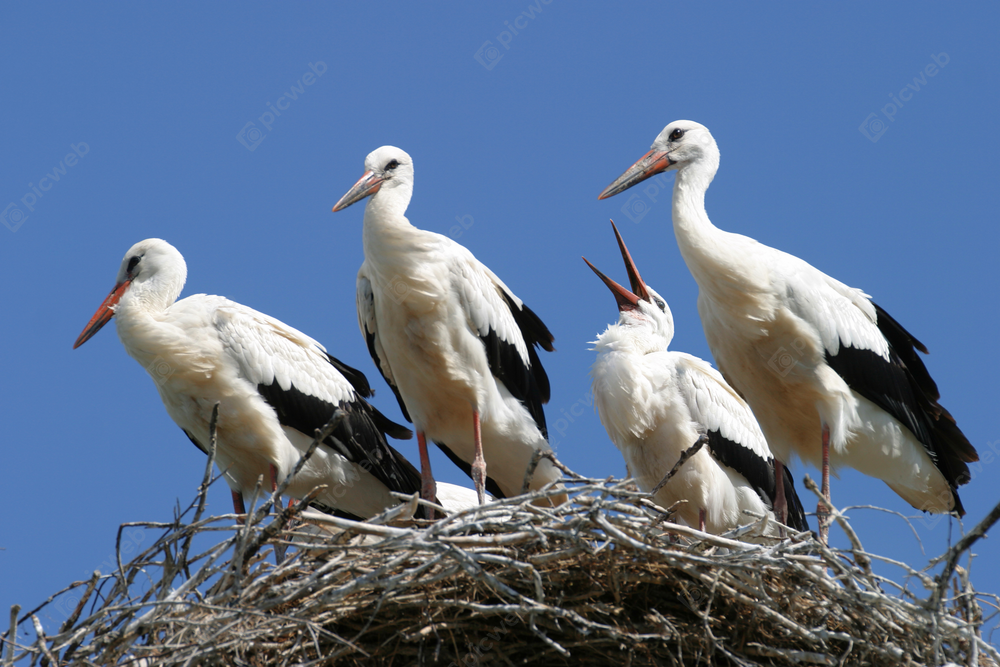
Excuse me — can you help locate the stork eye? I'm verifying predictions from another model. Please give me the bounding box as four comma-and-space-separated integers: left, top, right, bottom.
385, 159, 400, 171
654, 297, 666, 311
127, 256, 141, 273
669, 129, 685, 141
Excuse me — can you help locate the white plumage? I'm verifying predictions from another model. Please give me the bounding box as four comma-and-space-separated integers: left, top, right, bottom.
599, 121, 977, 537
332, 146, 564, 507
587, 222, 806, 536
74, 238, 423, 519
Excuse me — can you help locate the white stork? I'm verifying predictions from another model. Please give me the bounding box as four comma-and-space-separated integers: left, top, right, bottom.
73, 238, 435, 520
598, 121, 977, 538
331, 146, 564, 508
587, 221, 807, 536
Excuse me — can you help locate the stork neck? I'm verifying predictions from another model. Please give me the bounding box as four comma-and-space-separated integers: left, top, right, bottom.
361, 184, 421, 265
670, 161, 759, 298
594, 321, 669, 357
672, 163, 717, 250
364, 180, 413, 229
112, 278, 184, 366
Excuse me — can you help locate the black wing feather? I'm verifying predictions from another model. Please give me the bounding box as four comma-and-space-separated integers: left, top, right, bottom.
825, 302, 977, 514
482, 292, 554, 437
256, 380, 421, 497
182, 428, 208, 455
326, 352, 372, 398
705, 431, 808, 532
364, 326, 412, 423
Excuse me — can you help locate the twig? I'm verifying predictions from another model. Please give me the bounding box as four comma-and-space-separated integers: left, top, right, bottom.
3, 605, 19, 667
929, 497, 1000, 611
519, 450, 581, 495
804, 475, 878, 589
649, 435, 707, 497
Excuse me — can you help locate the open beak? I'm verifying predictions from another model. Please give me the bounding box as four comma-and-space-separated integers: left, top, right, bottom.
609, 220, 651, 301
582, 220, 651, 313
598, 149, 673, 200
332, 170, 384, 212
73, 280, 130, 349
583, 256, 639, 312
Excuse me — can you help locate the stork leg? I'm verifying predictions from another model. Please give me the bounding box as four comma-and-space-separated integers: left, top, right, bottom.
698, 507, 706, 533
470, 410, 487, 505
817, 423, 832, 544
269, 463, 282, 509
231, 490, 247, 518
774, 459, 788, 538
417, 431, 439, 519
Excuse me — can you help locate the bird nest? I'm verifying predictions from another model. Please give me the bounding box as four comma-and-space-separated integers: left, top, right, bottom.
5, 434, 1000, 666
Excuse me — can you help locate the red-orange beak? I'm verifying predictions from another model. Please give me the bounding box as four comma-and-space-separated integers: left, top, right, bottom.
73, 280, 130, 349
583, 220, 651, 312
598, 149, 673, 200
609, 220, 650, 301
332, 170, 384, 212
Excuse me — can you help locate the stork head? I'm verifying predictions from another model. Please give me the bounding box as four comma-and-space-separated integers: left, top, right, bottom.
74, 239, 187, 348
332, 146, 414, 214
583, 221, 675, 348
598, 120, 718, 200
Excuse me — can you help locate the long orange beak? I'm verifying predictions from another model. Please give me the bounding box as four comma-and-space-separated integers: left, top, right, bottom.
598, 149, 673, 200
73, 280, 130, 349
332, 170, 384, 212
583, 256, 639, 312
609, 220, 650, 301
583, 221, 651, 312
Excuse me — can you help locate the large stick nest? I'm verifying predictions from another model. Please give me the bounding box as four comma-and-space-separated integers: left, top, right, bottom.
5, 415, 999, 666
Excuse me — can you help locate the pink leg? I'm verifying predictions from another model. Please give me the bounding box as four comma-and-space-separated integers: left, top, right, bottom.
269, 464, 279, 492
269, 463, 282, 511
417, 431, 438, 518
774, 459, 788, 537
817, 423, 831, 544
470, 410, 486, 505
231, 490, 247, 516
698, 507, 706, 533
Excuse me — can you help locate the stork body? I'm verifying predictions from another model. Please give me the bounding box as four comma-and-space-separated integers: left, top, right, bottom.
599, 121, 976, 536
332, 147, 562, 506
74, 239, 422, 519
587, 223, 807, 536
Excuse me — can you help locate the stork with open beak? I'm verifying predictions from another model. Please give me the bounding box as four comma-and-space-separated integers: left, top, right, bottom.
599, 121, 977, 541
587, 221, 807, 536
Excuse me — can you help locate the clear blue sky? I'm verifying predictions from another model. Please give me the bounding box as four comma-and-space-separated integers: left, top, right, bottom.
3, 3, 998, 645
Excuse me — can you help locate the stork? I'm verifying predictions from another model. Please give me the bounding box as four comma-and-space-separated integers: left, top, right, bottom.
598, 121, 977, 540
331, 146, 564, 509
74, 238, 431, 520
587, 221, 807, 536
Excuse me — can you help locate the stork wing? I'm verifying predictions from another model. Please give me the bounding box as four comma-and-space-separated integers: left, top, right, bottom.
676, 354, 807, 531
357, 271, 411, 422
211, 298, 419, 496
783, 258, 976, 507
452, 248, 554, 436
